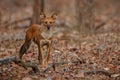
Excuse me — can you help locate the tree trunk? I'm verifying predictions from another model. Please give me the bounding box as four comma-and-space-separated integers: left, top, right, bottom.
75, 0, 95, 36
75, 0, 95, 48
31, 0, 44, 25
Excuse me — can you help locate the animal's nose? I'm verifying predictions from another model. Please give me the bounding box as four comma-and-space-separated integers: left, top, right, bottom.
47, 25, 50, 30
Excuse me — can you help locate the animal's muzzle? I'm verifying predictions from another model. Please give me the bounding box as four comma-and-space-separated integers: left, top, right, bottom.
47, 25, 50, 30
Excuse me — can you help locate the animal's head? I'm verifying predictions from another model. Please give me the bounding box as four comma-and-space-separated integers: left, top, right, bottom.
40, 13, 57, 30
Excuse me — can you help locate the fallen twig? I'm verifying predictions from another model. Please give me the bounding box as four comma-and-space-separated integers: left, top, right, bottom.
42, 60, 79, 73
1, 17, 31, 28
0, 56, 39, 73
84, 70, 111, 77
95, 22, 106, 31
0, 56, 16, 65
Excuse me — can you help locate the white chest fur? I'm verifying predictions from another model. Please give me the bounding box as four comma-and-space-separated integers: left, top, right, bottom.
41, 28, 55, 40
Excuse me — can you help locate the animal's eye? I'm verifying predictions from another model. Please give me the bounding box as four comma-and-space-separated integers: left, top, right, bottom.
45, 22, 47, 24
50, 22, 52, 24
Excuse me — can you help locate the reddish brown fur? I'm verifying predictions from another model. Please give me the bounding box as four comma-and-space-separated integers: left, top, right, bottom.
19, 13, 57, 66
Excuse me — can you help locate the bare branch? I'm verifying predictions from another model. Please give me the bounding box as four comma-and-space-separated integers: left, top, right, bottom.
0, 56, 39, 73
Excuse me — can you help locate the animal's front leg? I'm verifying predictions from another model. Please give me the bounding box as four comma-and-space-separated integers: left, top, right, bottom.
45, 40, 51, 66
39, 40, 46, 67
38, 45, 43, 65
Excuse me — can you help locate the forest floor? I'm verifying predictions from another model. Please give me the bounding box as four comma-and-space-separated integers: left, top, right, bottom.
0, 26, 120, 80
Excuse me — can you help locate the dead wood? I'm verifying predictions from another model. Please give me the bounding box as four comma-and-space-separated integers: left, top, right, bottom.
0, 56, 16, 65
84, 70, 111, 77
42, 61, 112, 77
0, 56, 113, 77
94, 10, 117, 32
0, 56, 39, 73
0, 56, 78, 73
1, 17, 31, 28
42, 60, 79, 73
95, 22, 106, 32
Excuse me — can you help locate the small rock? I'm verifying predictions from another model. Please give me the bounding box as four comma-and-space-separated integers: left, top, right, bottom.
103, 68, 110, 71
111, 74, 120, 78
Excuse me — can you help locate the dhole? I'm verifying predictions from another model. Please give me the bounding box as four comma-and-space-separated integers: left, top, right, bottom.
19, 13, 57, 66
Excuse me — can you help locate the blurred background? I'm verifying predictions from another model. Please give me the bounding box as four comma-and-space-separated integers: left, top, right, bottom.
0, 0, 120, 39
0, 0, 120, 80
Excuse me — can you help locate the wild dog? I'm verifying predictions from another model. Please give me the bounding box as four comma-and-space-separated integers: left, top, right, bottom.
19, 13, 57, 66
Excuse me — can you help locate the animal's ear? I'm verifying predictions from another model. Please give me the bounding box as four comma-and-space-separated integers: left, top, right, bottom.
40, 12, 46, 19
51, 13, 57, 19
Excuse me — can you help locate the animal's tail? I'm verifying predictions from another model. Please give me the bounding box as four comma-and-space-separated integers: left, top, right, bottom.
19, 42, 31, 59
